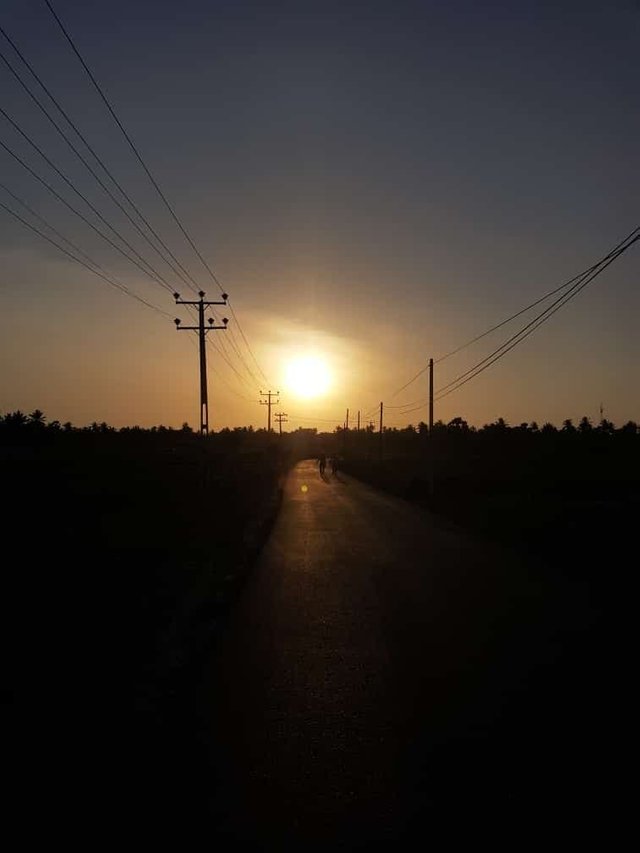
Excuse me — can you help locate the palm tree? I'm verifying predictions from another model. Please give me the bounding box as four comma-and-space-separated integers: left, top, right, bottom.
28, 409, 46, 428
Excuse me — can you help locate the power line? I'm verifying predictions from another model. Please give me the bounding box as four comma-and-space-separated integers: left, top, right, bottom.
0, 106, 175, 293
388, 226, 640, 400
0, 197, 170, 316
434, 225, 640, 366
204, 349, 256, 402
44, 0, 211, 276
0, 22, 202, 293
435, 232, 639, 402
390, 364, 431, 399
44, 0, 272, 386
224, 321, 266, 389
214, 318, 264, 390
213, 330, 261, 392
1, 179, 95, 267
207, 333, 259, 392
0, 37, 199, 294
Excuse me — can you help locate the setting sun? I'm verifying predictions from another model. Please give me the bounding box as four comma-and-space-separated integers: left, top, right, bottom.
284, 356, 332, 399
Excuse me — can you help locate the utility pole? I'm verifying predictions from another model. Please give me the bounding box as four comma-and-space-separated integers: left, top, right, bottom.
342, 408, 349, 454
429, 358, 434, 433
357, 410, 361, 431
174, 290, 228, 436
428, 358, 435, 498
260, 390, 280, 432
379, 401, 383, 461
274, 412, 288, 435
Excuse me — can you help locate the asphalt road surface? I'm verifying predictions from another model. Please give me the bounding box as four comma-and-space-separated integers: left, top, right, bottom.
201, 460, 609, 848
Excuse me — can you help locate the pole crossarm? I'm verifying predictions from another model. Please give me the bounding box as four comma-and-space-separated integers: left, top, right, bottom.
173, 290, 229, 435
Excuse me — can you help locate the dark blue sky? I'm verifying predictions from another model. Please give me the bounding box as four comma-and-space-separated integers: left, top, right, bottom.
1, 0, 638, 428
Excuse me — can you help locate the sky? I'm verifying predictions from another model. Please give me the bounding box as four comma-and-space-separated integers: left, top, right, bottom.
1, 0, 638, 431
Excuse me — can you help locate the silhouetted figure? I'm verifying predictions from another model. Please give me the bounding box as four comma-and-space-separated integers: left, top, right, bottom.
331, 456, 339, 476
318, 454, 326, 475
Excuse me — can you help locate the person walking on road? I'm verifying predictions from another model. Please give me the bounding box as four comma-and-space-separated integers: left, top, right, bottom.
318, 454, 327, 476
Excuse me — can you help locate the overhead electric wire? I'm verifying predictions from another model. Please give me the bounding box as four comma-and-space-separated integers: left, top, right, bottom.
213, 331, 261, 393
0, 106, 175, 293
0, 135, 174, 294
288, 412, 344, 424
391, 400, 429, 416
206, 334, 260, 392
0, 197, 170, 317
0, 22, 201, 293
1, 179, 96, 267
224, 322, 266, 389
203, 344, 256, 402
0, 40, 199, 294
390, 364, 431, 399
389, 225, 640, 401
44, 0, 272, 386
434, 224, 640, 366
435, 231, 639, 402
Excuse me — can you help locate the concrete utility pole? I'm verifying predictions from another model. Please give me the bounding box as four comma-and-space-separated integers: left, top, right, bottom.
274, 412, 288, 435
260, 390, 280, 431
174, 290, 228, 435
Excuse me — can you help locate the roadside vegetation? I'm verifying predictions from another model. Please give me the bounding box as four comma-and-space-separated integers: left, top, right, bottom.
335, 415, 639, 580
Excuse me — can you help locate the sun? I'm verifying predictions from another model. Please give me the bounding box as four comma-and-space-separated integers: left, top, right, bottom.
284, 355, 332, 399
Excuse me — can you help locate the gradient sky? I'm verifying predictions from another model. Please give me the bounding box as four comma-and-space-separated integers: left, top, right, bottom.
1, 0, 638, 430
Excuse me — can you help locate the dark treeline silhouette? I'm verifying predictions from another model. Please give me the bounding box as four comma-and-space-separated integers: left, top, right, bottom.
335, 414, 639, 579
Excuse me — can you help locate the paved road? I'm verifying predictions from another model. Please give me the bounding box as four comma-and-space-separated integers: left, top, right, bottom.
201, 460, 604, 847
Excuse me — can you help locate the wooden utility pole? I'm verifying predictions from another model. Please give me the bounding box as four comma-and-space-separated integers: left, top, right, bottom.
357, 410, 361, 431
274, 412, 288, 435
379, 401, 383, 460
260, 390, 280, 431
174, 290, 228, 435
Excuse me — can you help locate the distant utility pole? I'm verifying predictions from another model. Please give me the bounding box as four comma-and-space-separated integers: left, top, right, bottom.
379, 401, 384, 461
343, 408, 350, 453
357, 410, 361, 431
429, 358, 434, 433
260, 390, 280, 431
428, 358, 434, 498
174, 290, 228, 436
274, 411, 288, 435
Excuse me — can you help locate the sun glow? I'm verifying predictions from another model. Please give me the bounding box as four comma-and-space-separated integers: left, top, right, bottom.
284, 355, 332, 399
